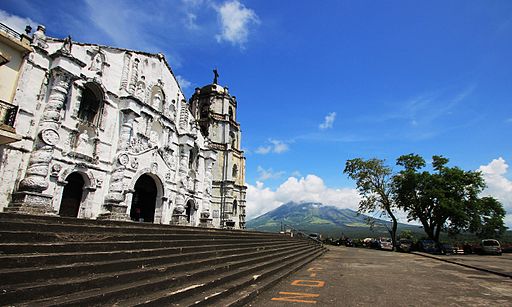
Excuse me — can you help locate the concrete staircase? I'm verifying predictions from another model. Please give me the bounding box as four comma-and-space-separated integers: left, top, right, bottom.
0, 213, 325, 306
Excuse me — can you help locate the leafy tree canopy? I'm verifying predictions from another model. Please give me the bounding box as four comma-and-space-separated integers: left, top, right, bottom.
393, 154, 506, 242
344, 158, 398, 248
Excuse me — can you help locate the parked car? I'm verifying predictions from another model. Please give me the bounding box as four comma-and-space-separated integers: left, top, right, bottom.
345, 239, 354, 247
396, 239, 413, 252
379, 237, 393, 251
480, 239, 502, 255
439, 243, 457, 255
418, 240, 439, 254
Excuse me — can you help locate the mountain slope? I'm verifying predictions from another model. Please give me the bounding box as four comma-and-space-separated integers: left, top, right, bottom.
246, 202, 421, 238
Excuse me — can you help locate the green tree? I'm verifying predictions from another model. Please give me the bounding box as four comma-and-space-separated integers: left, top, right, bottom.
469, 196, 507, 238
344, 158, 398, 249
393, 154, 506, 243
399, 230, 414, 240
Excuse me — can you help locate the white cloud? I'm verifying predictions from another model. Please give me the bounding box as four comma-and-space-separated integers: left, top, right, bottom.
270, 139, 289, 153
176, 75, 192, 90
214, 0, 259, 46
0, 9, 39, 34
255, 139, 289, 154
84, 0, 157, 51
291, 170, 302, 177
246, 174, 361, 219
255, 145, 271, 154
478, 157, 512, 228
319, 112, 336, 130
256, 166, 285, 181
181, 0, 205, 30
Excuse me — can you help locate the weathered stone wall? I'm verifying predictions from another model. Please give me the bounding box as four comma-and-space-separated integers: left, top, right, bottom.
1, 31, 216, 227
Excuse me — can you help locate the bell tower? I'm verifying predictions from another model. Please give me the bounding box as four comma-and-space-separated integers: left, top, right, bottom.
189, 70, 247, 229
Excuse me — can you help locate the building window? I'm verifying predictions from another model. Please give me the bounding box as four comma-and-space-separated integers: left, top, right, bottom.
233, 200, 238, 215
78, 83, 103, 125
232, 164, 238, 178
189, 145, 199, 170
230, 131, 237, 149
200, 105, 209, 119
228, 107, 234, 121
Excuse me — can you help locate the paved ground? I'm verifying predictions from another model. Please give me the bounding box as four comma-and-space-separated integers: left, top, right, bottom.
247, 246, 512, 306
412, 251, 512, 278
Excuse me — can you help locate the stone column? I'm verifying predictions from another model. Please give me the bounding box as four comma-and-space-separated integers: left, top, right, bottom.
128, 58, 139, 94
7, 69, 73, 215
199, 150, 216, 228
97, 110, 137, 221
171, 139, 192, 225
119, 52, 131, 92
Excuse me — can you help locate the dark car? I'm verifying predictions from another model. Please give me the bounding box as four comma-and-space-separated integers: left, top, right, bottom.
439, 243, 456, 255
345, 239, 354, 247
396, 239, 413, 252
418, 240, 439, 254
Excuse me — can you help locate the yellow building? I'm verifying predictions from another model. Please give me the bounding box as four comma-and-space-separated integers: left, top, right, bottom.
0, 23, 31, 145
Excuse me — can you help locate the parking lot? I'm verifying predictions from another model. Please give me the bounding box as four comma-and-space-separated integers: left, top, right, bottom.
248, 246, 512, 306
413, 251, 512, 278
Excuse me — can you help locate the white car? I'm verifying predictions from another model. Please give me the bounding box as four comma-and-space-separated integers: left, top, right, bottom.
481, 239, 502, 255
379, 238, 393, 251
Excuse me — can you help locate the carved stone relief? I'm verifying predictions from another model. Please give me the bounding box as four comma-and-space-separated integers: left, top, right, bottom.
120, 52, 132, 91
88, 49, 108, 76
135, 78, 146, 101
18, 69, 72, 193
129, 58, 140, 94
130, 157, 139, 169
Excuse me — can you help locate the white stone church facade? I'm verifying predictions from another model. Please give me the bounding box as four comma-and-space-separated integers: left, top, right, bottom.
0, 25, 246, 228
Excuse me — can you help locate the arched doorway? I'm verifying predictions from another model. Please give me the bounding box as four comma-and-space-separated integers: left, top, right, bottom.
186, 199, 196, 223
59, 172, 85, 217
130, 174, 157, 223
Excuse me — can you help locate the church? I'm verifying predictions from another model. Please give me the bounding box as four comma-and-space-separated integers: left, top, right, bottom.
0, 23, 247, 229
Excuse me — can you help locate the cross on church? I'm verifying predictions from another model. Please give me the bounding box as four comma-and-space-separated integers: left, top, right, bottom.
213, 68, 219, 84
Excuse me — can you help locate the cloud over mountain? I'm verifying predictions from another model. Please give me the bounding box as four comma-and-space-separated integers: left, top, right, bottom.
246, 174, 360, 219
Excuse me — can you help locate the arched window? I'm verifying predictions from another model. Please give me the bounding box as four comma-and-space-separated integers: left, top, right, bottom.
228, 107, 234, 121
232, 199, 238, 215
230, 131, 237, 149
188, 145, 199, 170
78, 83, 103, 125
232, 164, 238, 178
200, 104, 209, 119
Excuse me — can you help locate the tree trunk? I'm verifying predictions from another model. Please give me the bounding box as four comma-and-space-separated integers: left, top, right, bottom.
386, 207, 398, 251
434, 224, 442, 244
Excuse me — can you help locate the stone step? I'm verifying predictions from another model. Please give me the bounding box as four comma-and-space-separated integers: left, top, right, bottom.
168, 248, 326, 307
14, 245, 317, 306
0, 243, 313, 305
0, 214, 325, 306
0, 240, 296, 268
0, 213, 266, 236
121, 247, 324, 306
0, 229, 283, 244
0, 237, 291, 254
215, 247, 328, 307
0, 218, 275, 237
0, 240, 310, 285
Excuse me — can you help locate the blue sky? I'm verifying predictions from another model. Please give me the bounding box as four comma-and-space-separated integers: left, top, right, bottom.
2, 0, 511, 226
